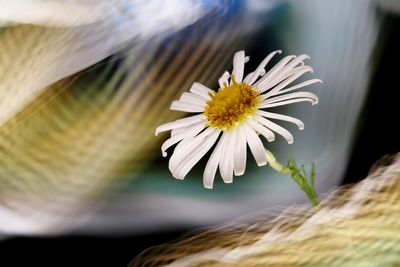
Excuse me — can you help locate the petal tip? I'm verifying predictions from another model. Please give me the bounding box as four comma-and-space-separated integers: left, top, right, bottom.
258, 161, 267, 167
235, 50, 245, 56
173, 175, 185, 180
171, 169, 185, 180
234, 170, 245, 176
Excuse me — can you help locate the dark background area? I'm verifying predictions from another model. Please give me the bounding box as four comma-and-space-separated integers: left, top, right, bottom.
1, 11, 399, 267
342, 13, 400, 184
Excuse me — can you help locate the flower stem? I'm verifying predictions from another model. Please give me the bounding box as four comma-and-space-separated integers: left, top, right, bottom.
265, 150, 320, 209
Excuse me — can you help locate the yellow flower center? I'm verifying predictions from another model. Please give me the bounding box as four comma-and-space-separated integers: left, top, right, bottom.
204, 76, 260, 131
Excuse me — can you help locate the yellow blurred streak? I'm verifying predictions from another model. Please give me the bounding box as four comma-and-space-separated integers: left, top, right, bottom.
130, 154, 400, 267
0, 24, 110, 126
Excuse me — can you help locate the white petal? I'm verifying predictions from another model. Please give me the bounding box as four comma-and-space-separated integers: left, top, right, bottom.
155, 114, 204, 136
174, 130, 220, 180
219, 132, 234, 184
243, 71, 255, 84
268, 66, 314, 92
243, 122, 267, 166
218, 71, 230, 89
171, 125, 199, 136
246, 118, 275, 142
233, 126, 247, 176
262, 66, 313, 94
169, 127, 213, 175
171, 127, 187, 136
282, 54, 310, 72
259, 66, 314, 94
259, 98, 318, 108
254, 55, 296, 88
263, 92, 319, 105
232, 50, 245, 83
170, 100, 204, 113
245, 69, 266, 86
257, 110, 304, 130
189, 82, 212, 100
245, 50, 282, 85
161, 123, 205, 157
255, 115, 294, 144
179, 92, 207, 106
203, 134, 225, 189
260, 79, 322, 100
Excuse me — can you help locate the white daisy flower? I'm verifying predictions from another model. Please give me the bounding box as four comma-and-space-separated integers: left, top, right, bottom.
155, 50, 322, 189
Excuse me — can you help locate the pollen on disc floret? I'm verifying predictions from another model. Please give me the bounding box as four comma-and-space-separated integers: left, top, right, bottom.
204, 75, 260, 131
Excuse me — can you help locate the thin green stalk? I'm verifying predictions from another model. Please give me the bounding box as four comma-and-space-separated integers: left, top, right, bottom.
265, 150, 320, 209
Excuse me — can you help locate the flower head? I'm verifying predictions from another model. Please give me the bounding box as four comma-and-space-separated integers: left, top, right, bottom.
155, 50, 322, 188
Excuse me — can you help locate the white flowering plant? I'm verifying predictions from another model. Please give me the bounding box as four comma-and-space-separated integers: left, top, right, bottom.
156, 50, 322, 207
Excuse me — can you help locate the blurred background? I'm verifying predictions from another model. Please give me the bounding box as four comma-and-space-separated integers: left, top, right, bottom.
0, 0, 399, 266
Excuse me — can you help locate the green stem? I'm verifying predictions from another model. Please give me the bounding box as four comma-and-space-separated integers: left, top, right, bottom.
265, 150, 320, 209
